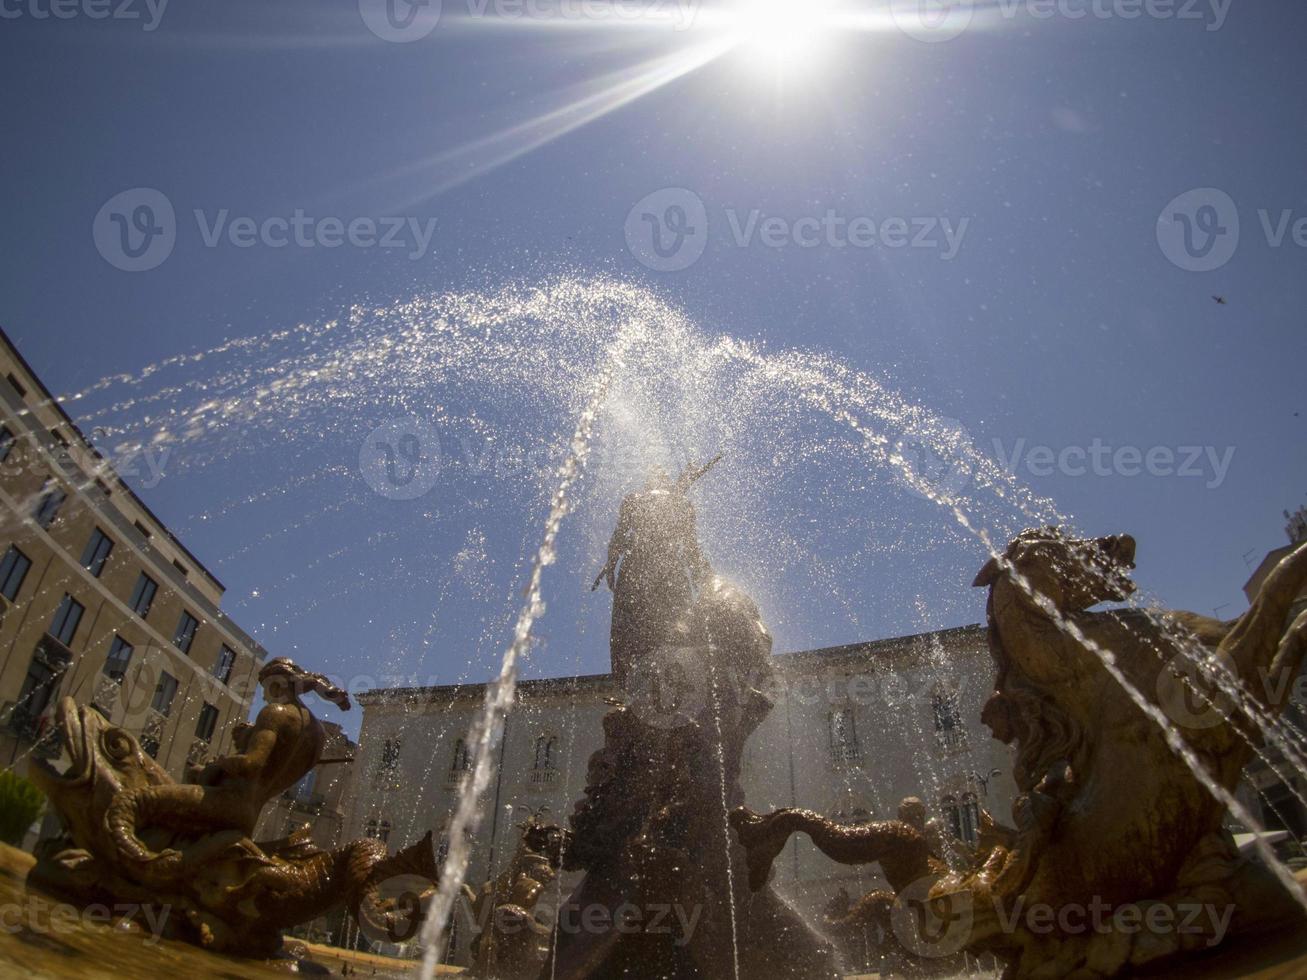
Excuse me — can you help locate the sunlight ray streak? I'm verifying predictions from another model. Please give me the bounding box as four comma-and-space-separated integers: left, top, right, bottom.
361, 38, 735, 209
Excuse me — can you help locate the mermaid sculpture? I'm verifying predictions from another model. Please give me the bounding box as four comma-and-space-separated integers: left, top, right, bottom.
28, 658, 439, 959
104, 656, 351, 884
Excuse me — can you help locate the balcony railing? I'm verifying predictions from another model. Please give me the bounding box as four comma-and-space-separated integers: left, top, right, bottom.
528, 768, 558, 789
34, 633, 75, 672
830, 743, 862, 767
934, 728, 969, 755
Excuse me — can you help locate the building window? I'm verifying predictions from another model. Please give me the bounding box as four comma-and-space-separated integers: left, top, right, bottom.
172, 611, 199, 654
49, 594, 84, 647
33, 481, 67, 529
379, 737, 402, 775
958, 792, 980, 845
365, 819, 393, 843
195, 702, 219, 742
151, 671, 179, 716
173, 559, 188, 578
133, 520, 151, 539
942, 795, 960, 840
290, 770, 317, 802
80, 527, 115, 577
451, 738, 472, 773
933, 689, 967, 751
140, 732, 161, 758
0, 545, 32, 601
533, 734, 559, 771
13, 655, 66, 739
829, 707, 861, 764
7, 373, 26, 397
129, 572, 157, 618
213, 646, 236, 684
104, 635, 134, 683
0, 425, 13, 462
942, 794, 980, 845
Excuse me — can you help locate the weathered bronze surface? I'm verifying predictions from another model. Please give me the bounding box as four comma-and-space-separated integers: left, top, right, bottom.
26, 658, 439, 961
551, 468, 841, 978
731, 802, 957, 972
464, 816, 571, 979
733, 530, 1307, 978
941, 529, 1307, 976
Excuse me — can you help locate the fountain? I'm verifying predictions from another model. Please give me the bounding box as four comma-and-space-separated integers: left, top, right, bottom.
23, 658, 440, 965
4, 282, 1307, 980
542, 459, 842, 979
462, 813, 570, 980
734, 528, 1307, 978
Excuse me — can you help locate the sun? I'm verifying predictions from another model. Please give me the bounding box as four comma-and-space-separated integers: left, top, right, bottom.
726, 0, 837, 69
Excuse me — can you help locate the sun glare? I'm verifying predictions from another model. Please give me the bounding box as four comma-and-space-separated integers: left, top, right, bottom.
726, 0, 835, 69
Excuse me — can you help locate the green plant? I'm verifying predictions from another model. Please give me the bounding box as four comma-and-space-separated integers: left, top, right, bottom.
0, 768, 45, 847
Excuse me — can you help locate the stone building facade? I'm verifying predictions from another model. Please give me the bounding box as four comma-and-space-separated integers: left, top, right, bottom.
0, 327, 266, 790
347, 624, 1017, 964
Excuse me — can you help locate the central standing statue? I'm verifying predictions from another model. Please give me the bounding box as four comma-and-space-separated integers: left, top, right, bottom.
548, 460, 842, 979
593, 457, 718, 686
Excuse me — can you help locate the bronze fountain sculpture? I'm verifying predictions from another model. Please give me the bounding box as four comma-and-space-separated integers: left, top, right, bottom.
26, 657, 440, 962
463, 812, 571, 980
547, 459, 843, 978
734, 528, 1307, 979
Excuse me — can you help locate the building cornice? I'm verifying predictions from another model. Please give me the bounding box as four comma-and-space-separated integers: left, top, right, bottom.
0, 323, 225, 593
356, 624, 989, 707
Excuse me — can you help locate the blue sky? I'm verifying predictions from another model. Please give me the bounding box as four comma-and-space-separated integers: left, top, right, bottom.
1, 1, 1304, 737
